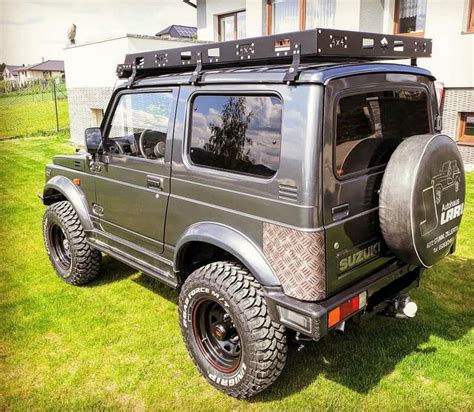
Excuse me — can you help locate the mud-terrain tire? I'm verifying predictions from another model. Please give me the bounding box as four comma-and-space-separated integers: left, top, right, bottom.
179, 261, 287, 399
379, 134, 466, 267
42, 201, 101, 285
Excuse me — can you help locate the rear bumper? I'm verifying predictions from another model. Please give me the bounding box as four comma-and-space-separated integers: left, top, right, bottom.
263, 261, 424, 340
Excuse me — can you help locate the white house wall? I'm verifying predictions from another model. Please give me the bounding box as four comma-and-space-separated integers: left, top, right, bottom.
197, 0, 247, 41
65, 36, 201, 145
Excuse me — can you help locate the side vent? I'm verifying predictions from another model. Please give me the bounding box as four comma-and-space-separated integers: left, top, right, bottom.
278, 183, 298, 201
73, 160, 82, 170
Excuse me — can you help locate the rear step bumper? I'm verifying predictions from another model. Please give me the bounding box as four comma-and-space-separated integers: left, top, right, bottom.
263, 261, 424, 340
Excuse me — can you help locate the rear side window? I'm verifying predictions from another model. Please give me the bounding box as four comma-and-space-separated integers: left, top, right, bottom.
189, 94, 282, 177
335, 89, 430, 177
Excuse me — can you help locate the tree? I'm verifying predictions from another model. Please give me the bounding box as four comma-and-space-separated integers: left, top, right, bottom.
204, 96, 254, 170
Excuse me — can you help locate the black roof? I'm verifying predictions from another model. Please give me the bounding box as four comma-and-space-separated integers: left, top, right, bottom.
156, 25, 197, 39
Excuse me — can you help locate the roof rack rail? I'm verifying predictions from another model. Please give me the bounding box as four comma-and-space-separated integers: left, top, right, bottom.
116, 28, 432, 83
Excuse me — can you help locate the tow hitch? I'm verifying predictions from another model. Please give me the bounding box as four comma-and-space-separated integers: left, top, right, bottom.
384, 296, 418, 320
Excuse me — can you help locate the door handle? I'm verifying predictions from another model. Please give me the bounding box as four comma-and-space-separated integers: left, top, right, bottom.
146, 175, 164, 191
331, 203, 349, 221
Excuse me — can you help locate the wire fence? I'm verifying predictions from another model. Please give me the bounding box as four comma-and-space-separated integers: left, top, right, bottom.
0, 78, 69, 139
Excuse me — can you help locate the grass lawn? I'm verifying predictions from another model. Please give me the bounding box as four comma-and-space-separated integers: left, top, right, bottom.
0, 98, 69, 139
0, 133, 473, 410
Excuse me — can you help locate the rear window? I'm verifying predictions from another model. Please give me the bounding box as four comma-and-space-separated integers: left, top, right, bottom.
335, 89, 430, 177
189, 94, 282, 177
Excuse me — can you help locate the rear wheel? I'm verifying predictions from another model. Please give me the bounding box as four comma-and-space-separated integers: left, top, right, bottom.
179, 261, 287, 399
43, 201, 101, 285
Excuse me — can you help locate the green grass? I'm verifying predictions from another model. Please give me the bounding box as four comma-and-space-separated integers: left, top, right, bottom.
0, 98, 69, 139
0, 133, 473, 410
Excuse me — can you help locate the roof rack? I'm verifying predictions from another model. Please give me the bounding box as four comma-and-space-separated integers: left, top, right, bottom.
116, 28, 432, 84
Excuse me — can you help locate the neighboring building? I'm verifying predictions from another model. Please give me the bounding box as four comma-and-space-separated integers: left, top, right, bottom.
14, 60, 65, 86
156, 24, 197, 39
187, 0, 474, 167
64, 34, 203, 145
2, 64, 21, 83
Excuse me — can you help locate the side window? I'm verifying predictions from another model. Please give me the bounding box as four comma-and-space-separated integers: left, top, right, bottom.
335, 89, 430, 177
105, 92, 173, 161
189, 94, 282, 177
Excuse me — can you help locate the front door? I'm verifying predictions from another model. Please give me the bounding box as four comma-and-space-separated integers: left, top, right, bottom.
94, 88, 178, 255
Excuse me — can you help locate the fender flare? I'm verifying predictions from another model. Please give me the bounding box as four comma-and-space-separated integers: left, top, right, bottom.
174, 222, 280, 286
43, 175, 94, 231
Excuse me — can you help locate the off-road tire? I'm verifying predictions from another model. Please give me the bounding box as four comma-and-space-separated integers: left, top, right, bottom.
43, 201, 101, 285
179, 261, 287, 399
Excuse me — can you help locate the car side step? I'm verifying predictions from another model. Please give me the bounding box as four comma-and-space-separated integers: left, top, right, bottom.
89, 238, 178, 288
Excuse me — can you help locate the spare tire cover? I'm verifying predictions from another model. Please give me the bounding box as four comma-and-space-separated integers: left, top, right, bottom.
379, 134, 465, 267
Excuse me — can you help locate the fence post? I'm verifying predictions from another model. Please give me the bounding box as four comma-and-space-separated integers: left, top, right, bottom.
52, 80, 59, 132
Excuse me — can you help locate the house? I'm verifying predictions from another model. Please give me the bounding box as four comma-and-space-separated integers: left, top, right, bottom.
155, 24, 197, 39
14, 60, 65, 86
185, 0, 474, 166
2, 64, 22, 83
64, 33, 204, 145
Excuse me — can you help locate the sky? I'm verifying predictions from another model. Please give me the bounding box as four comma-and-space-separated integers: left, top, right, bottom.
0, 0, 196, 65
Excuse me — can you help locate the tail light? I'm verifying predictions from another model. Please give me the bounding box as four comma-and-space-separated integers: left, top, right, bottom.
434, 81, 445, 112
327, 291, 367, 329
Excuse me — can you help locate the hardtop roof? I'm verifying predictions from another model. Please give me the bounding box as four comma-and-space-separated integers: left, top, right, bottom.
125, 62, 434, 88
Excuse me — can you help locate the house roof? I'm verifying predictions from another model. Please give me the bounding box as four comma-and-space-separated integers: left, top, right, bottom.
5, 64, 22, 72
155, 25, 197, 39
14, 60, 64, 72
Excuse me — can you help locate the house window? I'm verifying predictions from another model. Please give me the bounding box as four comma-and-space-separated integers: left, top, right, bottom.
266, 0, 336, 34
394, 0, 427, 36
459, 113, 474, 144
467, 0, 474, 32
218, 10, 246, 41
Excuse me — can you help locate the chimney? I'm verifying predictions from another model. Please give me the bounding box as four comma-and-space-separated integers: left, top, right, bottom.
42, 57, 44, 62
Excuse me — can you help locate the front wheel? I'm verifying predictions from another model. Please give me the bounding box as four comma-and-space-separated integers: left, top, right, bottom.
43, 201, 101, 285
179, 261, 287, 399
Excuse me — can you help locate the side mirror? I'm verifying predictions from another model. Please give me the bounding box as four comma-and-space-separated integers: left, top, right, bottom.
84, 127, 103, 155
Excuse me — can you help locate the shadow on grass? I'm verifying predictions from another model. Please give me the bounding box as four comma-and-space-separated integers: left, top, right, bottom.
90, 253, 473, 400
87, 255, 137, 287
251, 254, 474, 402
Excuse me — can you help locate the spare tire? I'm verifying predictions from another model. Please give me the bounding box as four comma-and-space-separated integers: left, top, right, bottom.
380, 134, 465, 268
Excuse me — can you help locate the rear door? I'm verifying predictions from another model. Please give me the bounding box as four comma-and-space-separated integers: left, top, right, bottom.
322, 73, 434, 296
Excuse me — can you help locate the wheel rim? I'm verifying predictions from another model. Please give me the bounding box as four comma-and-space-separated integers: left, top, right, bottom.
192, 298, 242, 373
48, 223, 71, 271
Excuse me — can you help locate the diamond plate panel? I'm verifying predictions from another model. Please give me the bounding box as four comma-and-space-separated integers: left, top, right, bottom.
263, 223, 326, 301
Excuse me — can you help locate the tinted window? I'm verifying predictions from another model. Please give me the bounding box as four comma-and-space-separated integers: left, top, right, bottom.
106, 92, 173, 160
335, 89, 430, 177
189, 95, 282, 177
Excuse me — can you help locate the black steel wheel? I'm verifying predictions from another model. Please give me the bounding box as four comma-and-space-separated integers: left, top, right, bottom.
193, 298, 242, 373
48, 223, 72, 272
179, 261, 287, 399
43, 201, 101, 285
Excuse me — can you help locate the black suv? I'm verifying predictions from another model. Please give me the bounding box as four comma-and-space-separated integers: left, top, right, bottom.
40, 29, 466, 398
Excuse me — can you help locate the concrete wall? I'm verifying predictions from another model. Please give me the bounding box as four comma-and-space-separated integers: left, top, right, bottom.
420, 0, 474, 88
64, 36, 201, 145
359, 0, 385, 32
334, 0, 361, 30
